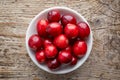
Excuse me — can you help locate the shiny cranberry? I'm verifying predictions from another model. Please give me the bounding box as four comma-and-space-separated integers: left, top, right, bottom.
47, 58, 61, 69
46, 22, 62, 37
73, 41, 87, 58
77, 22, 90, 38
53, 34, 69, 49
43, 38, 52, 47
58, 50, 72, 64
47, 10, 61, 22
45, 44, 58, 58
64, 23, 79, 39
70, 56, 78, 65
28, 34, 43, 50
61, 14, 76, 26
35, 50, 46, 63
37, 19, 48, 37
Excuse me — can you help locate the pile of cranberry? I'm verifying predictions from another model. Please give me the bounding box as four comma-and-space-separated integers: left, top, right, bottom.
28, 10, 90, 70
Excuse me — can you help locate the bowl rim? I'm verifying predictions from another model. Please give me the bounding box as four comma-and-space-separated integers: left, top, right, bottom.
26, 6, 93, 74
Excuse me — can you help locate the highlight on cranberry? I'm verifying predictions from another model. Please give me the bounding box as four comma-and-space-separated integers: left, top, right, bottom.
53, 34, 69, 49
28, 34, 43, 50
64, 23, 79, 39
37, 19, 48, 37
35, 50, 46, 63
61, 14, 76, 26
47, 10, 61, 22
46, 22, 62, 37
28, 9, 90, 70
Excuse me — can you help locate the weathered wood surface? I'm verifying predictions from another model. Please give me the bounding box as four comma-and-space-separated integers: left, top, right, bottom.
0, 0, 120, 80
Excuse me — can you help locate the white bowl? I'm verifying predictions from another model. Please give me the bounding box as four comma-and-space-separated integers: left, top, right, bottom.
26, 7, 93, 74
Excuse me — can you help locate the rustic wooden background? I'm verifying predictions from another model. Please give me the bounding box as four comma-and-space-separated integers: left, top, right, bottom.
0, 0, 120, 80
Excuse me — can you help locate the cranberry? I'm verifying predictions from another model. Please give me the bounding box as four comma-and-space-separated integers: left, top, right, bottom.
47, 58, 61, 69
47, 10, 61, 22
35, 50, 46, 63
46, 22, 62, 37
53, 34, 69, 49
64, 23, 79, 39
61, 14, 76, 26
43, 38, 52, 47
37, 19, 48, 37
45, 44, 58, 58
28, 34, 43, 50
58, 50, 72, 64
77, 22, 90, 38
70, 56, 78, 65
73, 41, 87, 58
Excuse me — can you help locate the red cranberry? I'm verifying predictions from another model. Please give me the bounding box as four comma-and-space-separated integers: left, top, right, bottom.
58, 50, 72, 64
77, 22, 90, 38
35, 50, 46, 63
47, 10, 61, 22
53, 34, 69, 49
46, 22, 62, 37
37, 19, 48, 37
70, 56, 78, 65
45, 44, 58, 58
64, 23, 79, 39
43, 38, 52, 47
28, 34, 43, 50
73, 41, 87, 58
61, 14, 76, 26
47, 58, 61, 69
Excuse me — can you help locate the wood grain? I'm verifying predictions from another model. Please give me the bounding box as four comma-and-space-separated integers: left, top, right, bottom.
0, 0, 120, 80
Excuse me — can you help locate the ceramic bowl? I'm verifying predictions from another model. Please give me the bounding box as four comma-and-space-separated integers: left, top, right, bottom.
26, 7, 93, 74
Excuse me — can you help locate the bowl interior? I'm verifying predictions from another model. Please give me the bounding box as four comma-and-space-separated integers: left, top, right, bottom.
26, 7, 93, 74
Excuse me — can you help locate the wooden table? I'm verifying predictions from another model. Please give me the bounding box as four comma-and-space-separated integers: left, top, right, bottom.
0, 0, 120, 80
